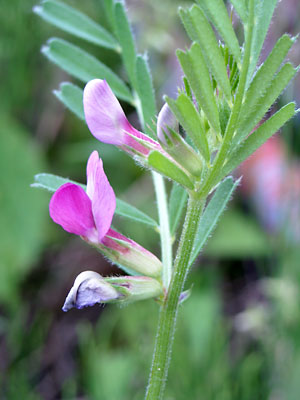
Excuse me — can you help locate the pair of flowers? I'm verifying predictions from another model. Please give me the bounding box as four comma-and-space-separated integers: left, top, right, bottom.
51, 79, 169, 310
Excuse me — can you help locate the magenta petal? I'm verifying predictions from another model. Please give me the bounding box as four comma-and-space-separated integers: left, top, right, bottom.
49, 183, 96, 239
90, 159, 116, 242
83, 79, 130, 146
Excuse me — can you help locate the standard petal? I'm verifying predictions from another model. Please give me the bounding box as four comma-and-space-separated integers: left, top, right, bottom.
49, 183, 96, 239
91, 159, 116, 242
83, 79, 129, 146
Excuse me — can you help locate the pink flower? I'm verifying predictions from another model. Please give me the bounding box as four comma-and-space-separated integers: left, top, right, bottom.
83, 79, 159, 156
50, 150, 115, 244
49, 151, 162, 277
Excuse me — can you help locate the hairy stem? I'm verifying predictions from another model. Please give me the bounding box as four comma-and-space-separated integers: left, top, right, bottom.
145, 194, 205, 399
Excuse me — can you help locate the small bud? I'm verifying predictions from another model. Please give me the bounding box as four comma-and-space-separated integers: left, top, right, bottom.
62, 271, 120, 311
157, 103, 179, 145
62, 272, 163, 311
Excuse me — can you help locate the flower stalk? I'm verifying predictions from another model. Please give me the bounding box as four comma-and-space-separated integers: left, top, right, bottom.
146, 194, 205, 399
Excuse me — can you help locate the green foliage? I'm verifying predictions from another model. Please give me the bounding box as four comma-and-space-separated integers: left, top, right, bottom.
115, 199, 158, 229
32, 173, 158, 228
165, 92, 211, 159
54, 82, 84, 120
32, 172, 86, 191
33, 0, 119, 50
135, 55, 157, 137
42, 38, 133, 102
241, 34, 295, 120
236, 63, 297, 144
247, 0, 278, 86
196, 0, 241, 62
148, 151, 194, 190
188, 5, 232, 100
205, 210, 270, 257
230, 0, 247, 22
114, 2, 137, 85
168, 183, 188, 236
190, 176, 240, 266
0, 116, 47, 305
221, 103, 296, 180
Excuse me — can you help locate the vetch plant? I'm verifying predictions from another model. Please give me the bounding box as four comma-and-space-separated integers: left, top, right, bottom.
32, 0, 298, 398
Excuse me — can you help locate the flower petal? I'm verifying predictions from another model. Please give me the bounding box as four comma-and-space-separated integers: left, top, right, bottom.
89, 156, 116, 242
83, 79, 158, 154
86, 150, 100, 199
83, 79, 129, 146
49, 183, 96, 239
62, 271, 120, 311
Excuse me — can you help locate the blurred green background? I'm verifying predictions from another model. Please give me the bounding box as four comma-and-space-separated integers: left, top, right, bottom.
1, 0, 300, 399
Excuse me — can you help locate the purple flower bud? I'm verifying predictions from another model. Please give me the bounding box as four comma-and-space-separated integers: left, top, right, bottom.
62, 271, 120, 311
157, 103, 178, 144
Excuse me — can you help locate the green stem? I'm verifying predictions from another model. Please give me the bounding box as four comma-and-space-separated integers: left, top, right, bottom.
152, 172, 173, 289
145, 194, 205, 399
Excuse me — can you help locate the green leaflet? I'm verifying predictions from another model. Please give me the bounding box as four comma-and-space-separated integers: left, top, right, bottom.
230, 0, 247, 23
148, 151, 194, 190
54, 82, 84, 120
196, 0, 241, 62
168, 183, 188, 236
189, 176, 240, 266
176, 44, 220, 135
236, 63, 297, 144
165, 93, 210, 162
221, 103, 296, 180
246, 0, 278, 86
241, 34, 295, 118
189, 5, 232, 100
42, 38, 133, 103
32, 173, 158, 228
135, 55, 157, 138
178, 7, 199, 42
114, 2, 137, 86
102, 0, 117, 35
33, 0, 119, 50
114, 199, 158, 229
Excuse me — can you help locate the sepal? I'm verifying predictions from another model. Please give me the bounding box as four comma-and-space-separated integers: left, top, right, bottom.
147, 151, 195, 190
158, 127, 203, 178
97, 229, 163, 278
107, 276, 163, 303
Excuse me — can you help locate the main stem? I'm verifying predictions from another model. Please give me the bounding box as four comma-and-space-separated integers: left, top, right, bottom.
145, 194, 205, 399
